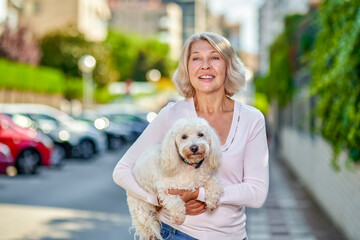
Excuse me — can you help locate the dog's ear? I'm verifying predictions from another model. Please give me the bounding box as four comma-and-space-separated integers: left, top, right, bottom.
207, 125, 222, 172
161, 127, 181, 176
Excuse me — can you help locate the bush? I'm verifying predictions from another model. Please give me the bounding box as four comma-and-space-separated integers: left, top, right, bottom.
0, 58, 65, 94
65, 77, 83, 99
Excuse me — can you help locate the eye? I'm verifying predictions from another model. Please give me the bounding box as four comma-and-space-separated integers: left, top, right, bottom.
211, 56, 219, 60
192, 57, 200, 61
182, 135, 188, 140
198, 133, 204, 137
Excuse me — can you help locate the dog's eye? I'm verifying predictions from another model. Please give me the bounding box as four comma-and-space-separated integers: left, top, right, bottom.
198, 133, 204, 137
182, 135, 188, 140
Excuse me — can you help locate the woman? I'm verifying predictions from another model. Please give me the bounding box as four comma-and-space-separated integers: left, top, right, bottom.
113, 32, 269, 240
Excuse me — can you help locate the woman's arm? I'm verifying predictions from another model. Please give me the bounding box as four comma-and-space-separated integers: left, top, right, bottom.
112, 104, 173, 205
219, 112, 269, 208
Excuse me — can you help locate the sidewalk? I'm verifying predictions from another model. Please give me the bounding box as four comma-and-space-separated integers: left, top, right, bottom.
246, 154, 347, 240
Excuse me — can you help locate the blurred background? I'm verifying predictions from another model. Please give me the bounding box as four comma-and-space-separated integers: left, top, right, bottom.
0, 0, 359, 239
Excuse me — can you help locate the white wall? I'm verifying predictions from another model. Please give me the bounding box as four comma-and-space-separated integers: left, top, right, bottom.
78, 0, 111, 41
280, 127, 360, 240
0, 0, 7, 24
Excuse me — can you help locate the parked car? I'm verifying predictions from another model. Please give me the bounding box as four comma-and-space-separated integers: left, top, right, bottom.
96, 103, 151, 142
0, 113, 53, 174
6, 113, 65, 166
0, 104, 107, 159
78, 110, 132, 150
104, 113, 149, 141
0, 142, 14, 175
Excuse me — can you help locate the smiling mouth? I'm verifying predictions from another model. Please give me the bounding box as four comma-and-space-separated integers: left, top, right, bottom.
199, 75, 215, 80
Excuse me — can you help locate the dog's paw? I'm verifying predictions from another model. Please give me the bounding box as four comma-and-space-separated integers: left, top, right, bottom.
148, 235, 156, 240
206, 203, 216, 211
206, 202, 218, 211
170, 214, 185, 225
205, 198, 220, 211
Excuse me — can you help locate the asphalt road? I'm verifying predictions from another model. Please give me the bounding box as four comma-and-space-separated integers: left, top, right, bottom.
0, 143, 134, 240
1, 143, 346, 240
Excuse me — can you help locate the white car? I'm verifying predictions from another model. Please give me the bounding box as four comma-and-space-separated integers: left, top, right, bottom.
0, 104, 107, 159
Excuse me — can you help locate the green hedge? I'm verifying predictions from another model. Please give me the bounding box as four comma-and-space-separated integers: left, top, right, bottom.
310, 0, 360, 168
259, 0, 360, 168
0, 58, 66, 94
293, 2, 360, 168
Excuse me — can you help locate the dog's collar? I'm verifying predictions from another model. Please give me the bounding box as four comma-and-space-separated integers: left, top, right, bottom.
179, 155, 204, 169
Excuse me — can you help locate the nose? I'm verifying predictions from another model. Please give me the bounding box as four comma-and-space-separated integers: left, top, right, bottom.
190, 145, 199, 153
201, 60, 210, 69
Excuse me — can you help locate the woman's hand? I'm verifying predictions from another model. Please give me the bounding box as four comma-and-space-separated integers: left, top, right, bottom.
166, 189, 206, 215
185, 200, 207, 215
155, 198, 164, 212
166, 188, 199, 202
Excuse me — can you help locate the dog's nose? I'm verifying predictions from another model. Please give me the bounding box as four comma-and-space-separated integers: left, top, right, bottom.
190, 145, 199, 153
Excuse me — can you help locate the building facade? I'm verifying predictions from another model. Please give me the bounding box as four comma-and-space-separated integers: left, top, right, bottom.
258, 0, 309, 75
108, 0, 183, 60
162, 0, 208, 44
1, 0, 111, 41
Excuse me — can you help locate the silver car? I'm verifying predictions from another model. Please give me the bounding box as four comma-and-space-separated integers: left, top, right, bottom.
79, 109, 133, 150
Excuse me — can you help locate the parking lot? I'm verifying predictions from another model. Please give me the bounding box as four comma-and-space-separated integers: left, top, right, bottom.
0, 102, 153, 240
0, 102, 152, 176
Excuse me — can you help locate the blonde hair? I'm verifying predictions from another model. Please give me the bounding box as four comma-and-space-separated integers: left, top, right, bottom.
172, 32, 246, 98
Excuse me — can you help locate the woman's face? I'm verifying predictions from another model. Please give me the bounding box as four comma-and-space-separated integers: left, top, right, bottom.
187, 40, 227, 96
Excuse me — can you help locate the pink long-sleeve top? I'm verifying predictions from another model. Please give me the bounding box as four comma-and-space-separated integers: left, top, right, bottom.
113, 97, 269, 240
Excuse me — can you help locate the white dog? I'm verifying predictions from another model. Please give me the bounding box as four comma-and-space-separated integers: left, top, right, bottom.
127, 117, 223, 240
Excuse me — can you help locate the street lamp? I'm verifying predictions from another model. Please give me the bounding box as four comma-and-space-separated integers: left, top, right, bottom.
146, 69, 161, 82
78, 55, 96, 109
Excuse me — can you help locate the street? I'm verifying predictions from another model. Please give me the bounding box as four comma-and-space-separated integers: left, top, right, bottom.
0, 143, 346, 240
0, 144, 134, 240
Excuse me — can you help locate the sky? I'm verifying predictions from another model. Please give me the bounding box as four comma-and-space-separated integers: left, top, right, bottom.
207, 0, 264, 53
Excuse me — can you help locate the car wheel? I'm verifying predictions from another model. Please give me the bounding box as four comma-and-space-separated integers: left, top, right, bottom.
52, 144, 66, 166
80, 140, 95, 159
109, 136, 124, 150
16, 149, 41, 174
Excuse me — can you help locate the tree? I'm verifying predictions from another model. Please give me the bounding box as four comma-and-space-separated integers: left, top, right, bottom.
141, 38, 172, 78
105, 29, 174, 82
40, 26, 119, 88
105, 29, 139, 81
255, 15, 304, 107
131, 50, 149, 82
0, 25, 41, 65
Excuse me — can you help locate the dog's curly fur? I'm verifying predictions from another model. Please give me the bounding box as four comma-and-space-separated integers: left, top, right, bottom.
126, 118, 223, 240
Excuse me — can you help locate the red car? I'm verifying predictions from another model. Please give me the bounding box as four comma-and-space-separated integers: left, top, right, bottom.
0, 113, 53, 174
0, 142, 14, 174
